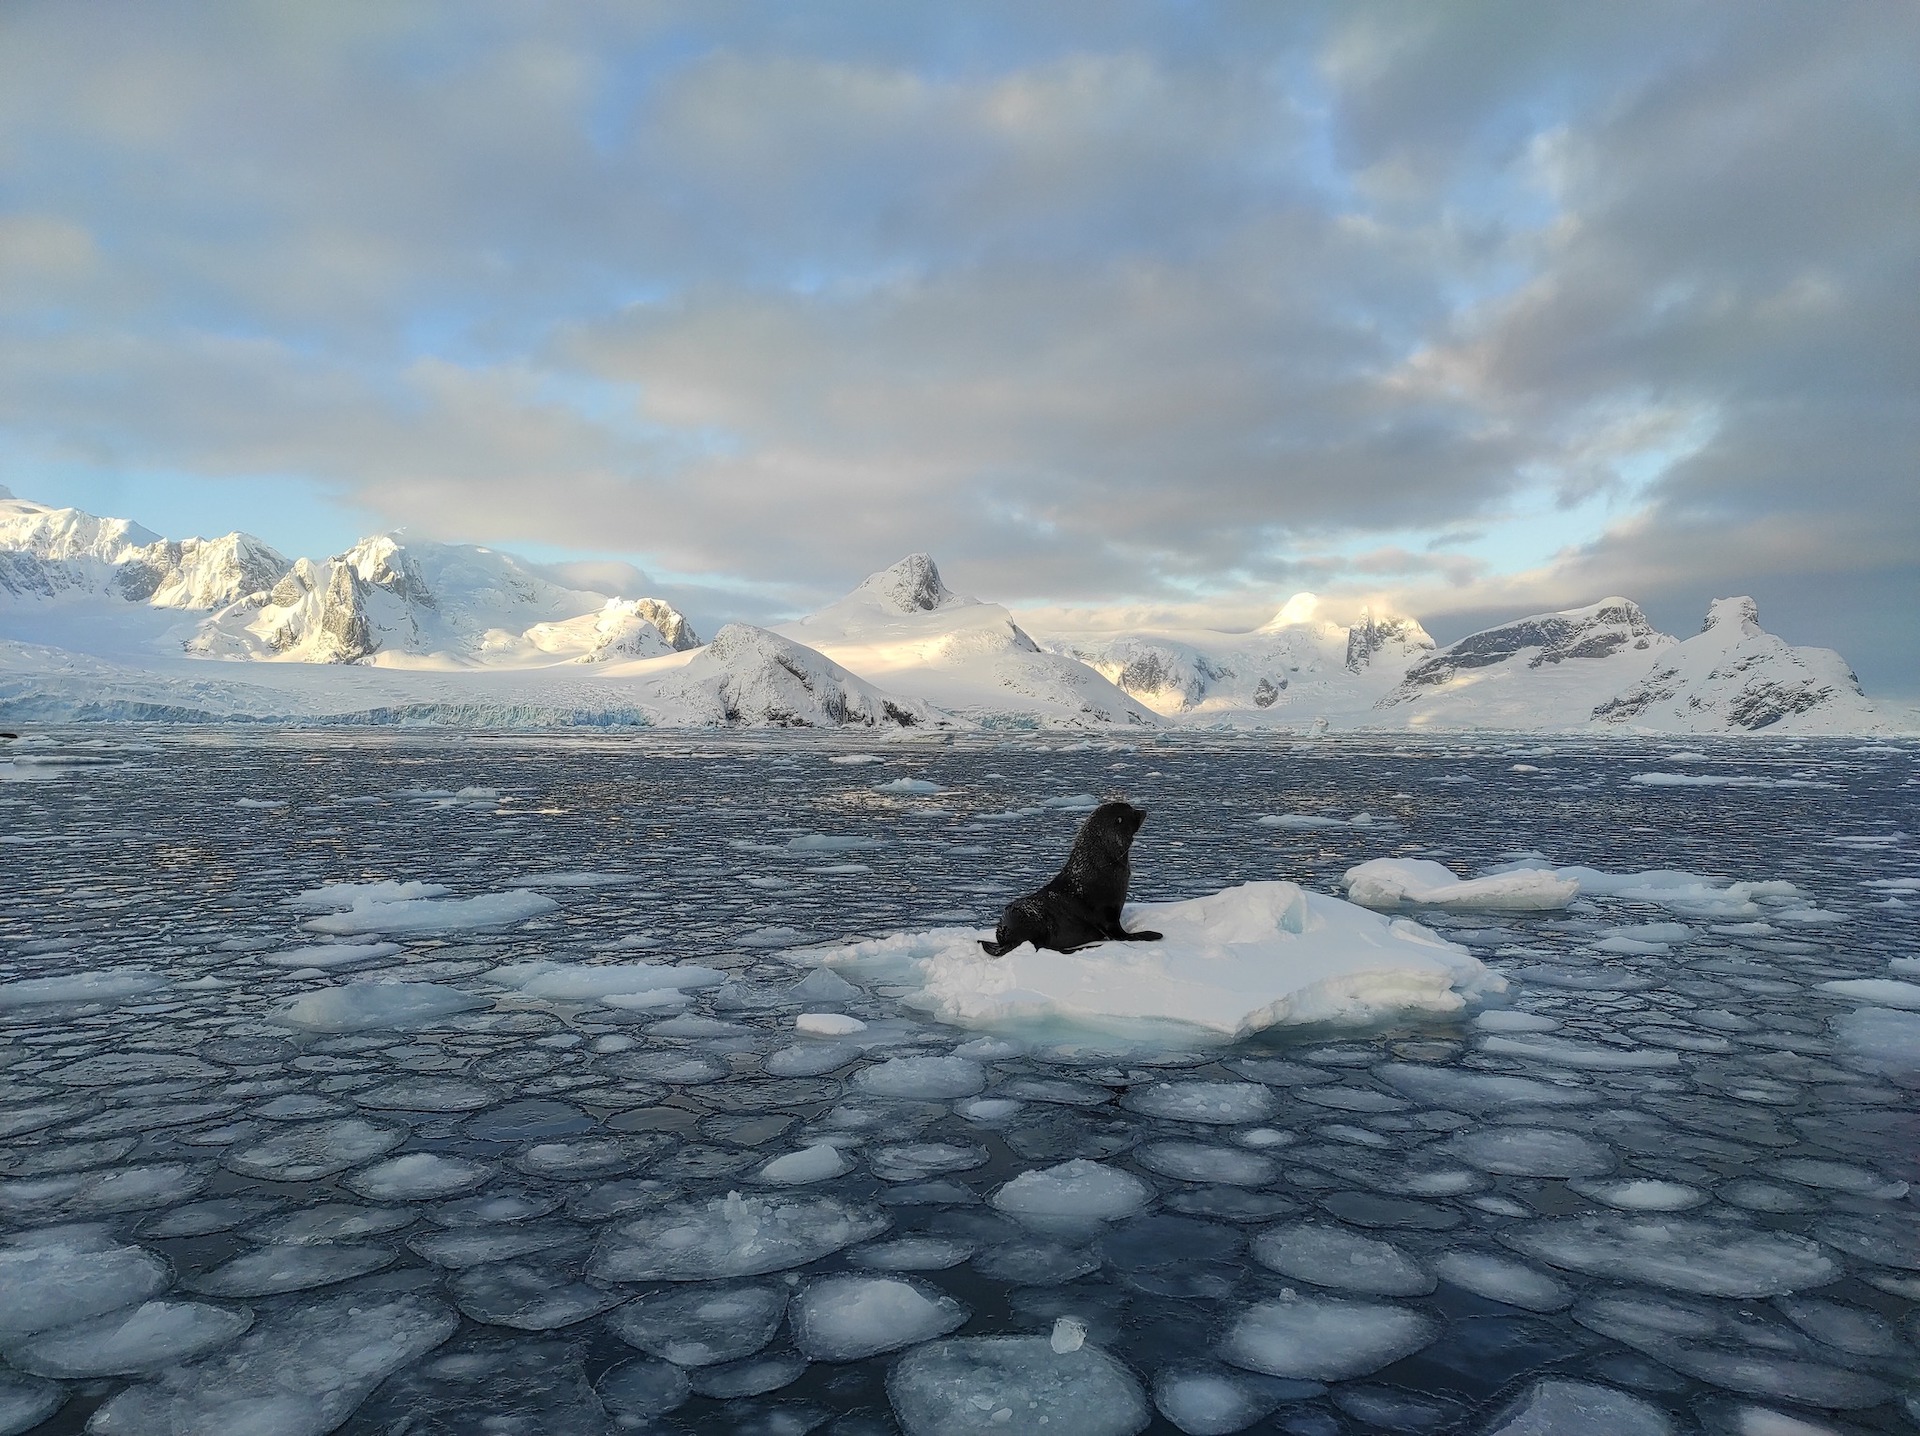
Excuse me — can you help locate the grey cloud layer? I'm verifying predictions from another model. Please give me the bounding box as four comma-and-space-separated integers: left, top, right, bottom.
1, 1, 1914, 688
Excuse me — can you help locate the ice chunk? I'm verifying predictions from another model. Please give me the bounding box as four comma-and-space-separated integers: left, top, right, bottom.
790, 966, 863, 1004
353, 1077, 498, 1112
303, 890, 557, 936
285, 879, 448, 911
875, 777, 945, 794
888, 1337, 1149, 1436
796, 1012, 866, 1036
1503, 1216, 1838, 1295
815, 881, 1501, 1040
1124, 1082, 1278, 1125
1250, 1223, 1433, 1296
852, 1054, 985, 1100
602, 1048, 731, 1084
852, 1237, 975, 1271
248, 1204, 415, 1244
261, 942, 402, 970
0, 1373, 63, 1434
992, 1160, 1152, 1232
1491, 861, 1803, 920
186, 1242, 394, 1296
1432, 1251, 1572, 1312
449, 1261, 625, 1330
88, 1292, 458, 1436
789, 1274, 968, 1360
0, 1227, 170, 1340
1483, 1379, 1673, 1435
487, 958, 727, 1001
1478, 1034, 1681, 1070
225, 1119, 405, 1181
1446, 1127, 1615, 1178
1569, 1178, 1707, 1211
1819, 978, 1920, 1008
870, 1144, 988, 1182
409, 1223, 584, 1269
591, 1192, 889, 1281
756, 1145, 854, 1186
0, 970, 167, 1007
270, 981, 491, 1033
1153, 1365, 1309, 1435
1136, 1142, 1276, 1187
345, 1153, 493, 1200
1342, 859, 1579, 912
1378, 1063, 1590, 1110
8, 1297, 252, 1378
607, 1283, 787, 1366
596, 1357, 690, 1425
1833, 1005, 1920, 1073
1218, 1294, 1438, 1381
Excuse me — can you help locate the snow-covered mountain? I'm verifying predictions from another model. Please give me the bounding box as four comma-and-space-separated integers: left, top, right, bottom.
779, 554, 1154, 728
0, 487, 287, 611
1044, 595, 1434, 720
646, 623, 957, 729
1593, 596, 1882, 733
188, 535, 699, 667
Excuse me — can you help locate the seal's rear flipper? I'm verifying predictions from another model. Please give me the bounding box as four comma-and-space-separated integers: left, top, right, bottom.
979, 939, 1015, 957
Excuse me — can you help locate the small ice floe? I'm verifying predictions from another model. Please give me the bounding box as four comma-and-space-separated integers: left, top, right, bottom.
0, 970, 167, 1008
7, 1299, 254, 1378
501, 871, 640, 888
233, 797, 286, 808
1251, 1223, 1433, 1296
1501, 1215, 1837, 1296
1258, 811, 1393, 830
0, 1229, 171, 1341
301, 889, 556, 937
484, 960, 726, 1006
590, 1192, 888, 1281
851, 1055, 984, 1101
1432, 1251, 1572, 1313
888, 1337, 1148, 1436
346, 1153, 492, 1201
828, 753, 886, 765
1481, 1379, 1673, 1436
789, 1274, 968, 1360
873, 777, 945, 795
607, 1284, 787, 1366
1124, 1082, 1278, 1124
1489, 860, 1807, 920
1631, 771, 1829, 788
1218, 1293, 1438, 1381
1342, 859, 1579, 912
269, 981, 490, 1033
795, 1012, 866, 1037
754, 1145, 853, 1186
260, 941, 402, 970
806, 880, 1500, 1041
991, 1159, 1151, 1234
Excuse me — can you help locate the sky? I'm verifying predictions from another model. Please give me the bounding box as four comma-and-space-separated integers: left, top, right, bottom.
1, 2, 1915, 693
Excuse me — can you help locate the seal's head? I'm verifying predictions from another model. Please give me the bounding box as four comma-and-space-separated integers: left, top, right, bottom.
1080, 800, 1148, 851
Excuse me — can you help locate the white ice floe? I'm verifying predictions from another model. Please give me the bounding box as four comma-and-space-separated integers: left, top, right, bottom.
607, 1284, 787, 1366
1488, 860, 1805, 919
789, 1274, 968, 1360
1501, 1215, 1837, 1296
260, 941, 402, 970
795, 1012, 866, 1036
0, 1228, 171, 1340
1482, 1379, 1673, 1436
1832, 1005, 1920, 1073
1124, 1082, 1278, 1125
1218, 1293, 1437, 1381
991, 1160, 1151, 1233
485, 959, 726, 1003
6, 1299, 252, 1378
302, 889, 556, 936
0, 970, 167, 1007
1432, 1251, 1572, 1312
345, 1153, 492, 1201
851, 1054, 985, 1100
1258, 811, 1393, 830
1446, 1127, 1615, 1178
590, 1192, 888, 1281
87, 1292, 457, 1436
1818, 978, 1920, 1009
808, 880, 1500, 1041
1476, 1034, 1681, 1071
284, 879, 449, 911
1568, 1178, 1707, 1211
888, 1337, 1149, 1436
754, 1145, 854, 1186
1341, 858, 1580, 912
225, 1118, 405, 1182
1252, 1222, 1432, 1296
1136, 1142, 1276, 1186
270, 981, 491, 1032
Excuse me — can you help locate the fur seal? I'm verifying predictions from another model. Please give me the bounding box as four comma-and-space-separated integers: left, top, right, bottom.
979, 799, 1163, 957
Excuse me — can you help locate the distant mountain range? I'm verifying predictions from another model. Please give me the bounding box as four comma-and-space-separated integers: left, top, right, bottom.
0, 485, 1893, 733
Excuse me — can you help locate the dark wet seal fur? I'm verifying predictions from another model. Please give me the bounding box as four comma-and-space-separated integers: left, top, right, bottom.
979, 800, 1164, 957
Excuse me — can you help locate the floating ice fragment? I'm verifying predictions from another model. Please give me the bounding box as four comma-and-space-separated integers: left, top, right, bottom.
1446, 1127, 1614, 1178
991, 1160, 1151, 1232
450, 1260, 625, 1330
596, 1357, 690, 1424
1250, 1223, 1433, 1296
1478, 1033, 1681, 1070
756, 1145, 854, 1186
0, 1372, 62, 1433
1124, 1082, 1277, 1125
487, 958, 726, 1001
607, 1283, 787, 1366
0, 1227, 170, 1340
853, 1055, 985, 1100
870, 1144, 988, 1182
270, 981, 491, 1033
1483, 1379, 1673, 1435
790, 1274, 968, 1360
1432, 1251, 1571, 1312
590, 1192, 889, 1281
284, 879, 449, 911
815, 881, 1500, 1039
225, 1118, 405, 1181
1136, 1142, 1276, 1187
1832, 1005, 1920, 1073
1569, 1178, 1707, 1211
888, 1337, 1149, 1436
353, 1077, 498, 1112
1218, 1294, 1437, 1381
1152, 1365, 1311, 1435
874, 777, 945, 794
796, 1012, 866, 1036
0, 970, 167, 1007
1503, 1215, 1837, 1295
87, 1292, 458, 1436
186, 1243, 393, 1296
345, 1153, 492, 1201
1377, 1062, 1589, 1110
261, 941, 403, 970
1342, 859, 1579, 912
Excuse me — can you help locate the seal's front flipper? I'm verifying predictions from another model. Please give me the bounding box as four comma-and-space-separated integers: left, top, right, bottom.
1122, 928, 1163, 942
979, 938, 1015, 957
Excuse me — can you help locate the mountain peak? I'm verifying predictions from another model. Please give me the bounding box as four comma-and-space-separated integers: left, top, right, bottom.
1703, 595, 1761, 637
0, 484, 13, 500
853, 553, 963, 614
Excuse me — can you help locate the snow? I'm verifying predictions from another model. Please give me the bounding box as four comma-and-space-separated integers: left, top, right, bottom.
887, 1337, 1150, 1436
812, 881, 1500, 1041
788, 1274, 968, 1360
1218, 1294, 1438, 1381
1341, 858, 1580, 912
